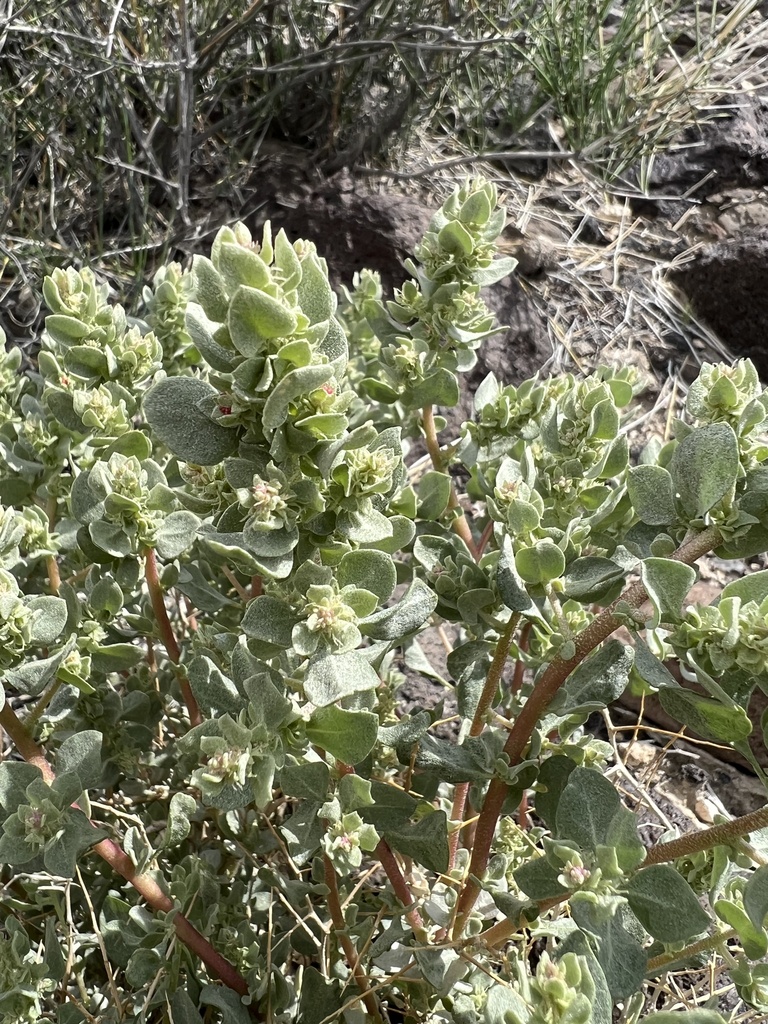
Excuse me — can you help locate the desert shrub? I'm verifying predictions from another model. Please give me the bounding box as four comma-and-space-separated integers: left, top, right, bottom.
1, 0, 757, 291
1, 181, 768, 1022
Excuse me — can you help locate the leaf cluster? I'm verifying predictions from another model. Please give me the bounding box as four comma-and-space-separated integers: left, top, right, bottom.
0, 181, 767, 1023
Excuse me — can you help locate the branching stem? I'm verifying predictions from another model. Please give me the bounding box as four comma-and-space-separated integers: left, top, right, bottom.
421, 404, 479, 559
646, 928, 738, 974
323, 855, 384, 1023
452, 525, 722, 935
448, 613, 520, 871
0, 703, 251, 1001
376, 838, 429, 942
143, 546, 201, 727
644, 805, 768, 866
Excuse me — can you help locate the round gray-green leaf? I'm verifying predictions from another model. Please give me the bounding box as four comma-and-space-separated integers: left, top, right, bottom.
143, 378, 238, 465
156, 510, 202, 560
27, 596, 68, 646
306, 705, 378, 765
337, 550, 396, 603
626, 864, 710, 942
304, 652, 380, 707
628, 465, 678, 525
669, 422, 739, 519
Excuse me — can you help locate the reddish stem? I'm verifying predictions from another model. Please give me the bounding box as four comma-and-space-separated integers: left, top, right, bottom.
511, 623, 530, 695
143, 547, 201, 727
421, 405, 479, 560
447, 614, 519, 871
452, 525, 721, 935
46, 493, 61, 596
644, 805, 768, 866
95, 837, 250, 997
0, 704, 251, 1001
323, 855, 383, 1022
476, 519, 495, 558
375, 838, 428, 940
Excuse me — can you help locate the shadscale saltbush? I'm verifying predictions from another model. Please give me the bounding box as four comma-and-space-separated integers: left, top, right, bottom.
0, 181, 767, 1023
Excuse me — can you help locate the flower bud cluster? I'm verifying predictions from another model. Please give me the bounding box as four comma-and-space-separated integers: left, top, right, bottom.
42, 267, 162, 389
320, 799, 380, 874
668, 594, 768, 681
143, 262, 194, 366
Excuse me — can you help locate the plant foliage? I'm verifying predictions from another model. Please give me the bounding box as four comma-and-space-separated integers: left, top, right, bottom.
1, 181, 768, 1021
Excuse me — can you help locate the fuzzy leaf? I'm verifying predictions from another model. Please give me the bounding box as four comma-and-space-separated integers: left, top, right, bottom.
296, 251, 335, 323
640, 557, 696, 628
669, 422, 739, 518
658, 687, 752, 743
715, 898, 767, 959
472, 256, 518, 287
279, 762, 331, 802
337, 550, 396, 604
562, 557, 625, 603
27, 596, 68, 645
164, 792, 197, 849
156, 510, 201, 560
628, 465, 678, 525
570, 894, 647, 1000
408, 368, 460, 409
228, 285, 297, 356
384, 810, 449, 874
191, 256, 229, 322
417, 471, 452, 520
241, 595, 297, 648
626, 865, 710, 942
5, 635, 78, 696
338, 773, 374, 812
188, 657, 244, 715
496, 537, 535, 613
262, 364, 333, 434
44, 810, 106, 877
305, 706, 378, 765
296, 968, 343, 1024
534, 755, 577, 829
549, 640, 633, 717
0, 762, 44, 811
304, 652, 380, 708
143, 377, 238, 465
555, 767, 620, 851
89, 521, 132, 558
744, 864, 768, 932
200, 986, 252, 1024
514, 857, 570, 901
217, 242, 270, 292
56, 730, 103, 789
515, 539, 565, 585
722, 568, 768, 605
90, 644, 144, 673
633, 637, 679, 690
170, 990, 205, 1024
44, 915, 66, 983
360, 578, 437, 640
186, 304, 235, 372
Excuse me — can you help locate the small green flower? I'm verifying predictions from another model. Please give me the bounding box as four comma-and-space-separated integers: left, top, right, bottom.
0, 570, 34, 669
143, 261, 193, 362
669, 595, 768, 681
72, 383, 131, 436
180, 461, 235, 514
528, 952, 594, 1024
293, 584, 362, 656
237, 468, 291, 528
322, 810, 380, 875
